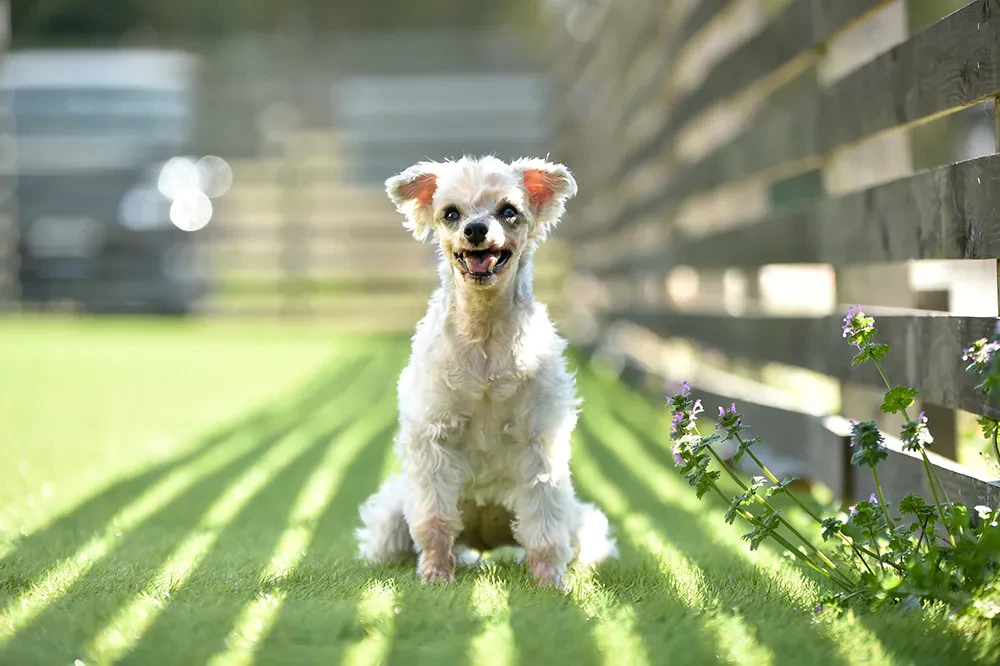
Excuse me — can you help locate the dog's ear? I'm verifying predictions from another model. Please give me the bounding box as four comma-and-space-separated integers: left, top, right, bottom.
386, 162, 439, 242
510, 158, 578, 239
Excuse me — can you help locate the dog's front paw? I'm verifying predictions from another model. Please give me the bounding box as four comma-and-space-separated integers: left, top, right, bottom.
419, 564, 455, 584
532, 566, 567, 591
418, 552, 456, 584
528, 550, 567, 591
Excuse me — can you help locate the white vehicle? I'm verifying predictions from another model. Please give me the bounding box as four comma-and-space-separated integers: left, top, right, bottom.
3, 49, 213, 313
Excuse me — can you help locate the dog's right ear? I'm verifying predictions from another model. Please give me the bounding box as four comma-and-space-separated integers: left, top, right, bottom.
386, 162, 439, 242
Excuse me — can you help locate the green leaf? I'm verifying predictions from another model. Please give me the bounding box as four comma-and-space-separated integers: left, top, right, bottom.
851, 445, 889, 468
852, 343, 891, 366
881, 386, 919, 415
821, 517, 844, 541
765, 473, 800, 498
978, 416, 1000, 440
898, 493, 935, 520
693, 468, 721, 500
741, 510, 781, 551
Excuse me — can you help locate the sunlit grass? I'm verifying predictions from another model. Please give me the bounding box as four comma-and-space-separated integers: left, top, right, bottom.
0, 320, 998, 665
210, 384, 401, 666
84, 375, 397, 664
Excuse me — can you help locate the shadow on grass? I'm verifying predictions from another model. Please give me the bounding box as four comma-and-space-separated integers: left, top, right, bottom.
251, 421, 399, 665
571, 427, 727, 665
383, 577, 478, 666
575, 418, 853, 666
115, 424, 347, 666
0, 353, 370, 597
0, 356, 372, 665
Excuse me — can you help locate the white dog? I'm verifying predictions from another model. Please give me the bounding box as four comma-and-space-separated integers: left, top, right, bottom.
355, 156, 616, 588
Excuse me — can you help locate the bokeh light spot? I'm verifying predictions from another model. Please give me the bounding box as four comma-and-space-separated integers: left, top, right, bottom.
169, 192, 213, 232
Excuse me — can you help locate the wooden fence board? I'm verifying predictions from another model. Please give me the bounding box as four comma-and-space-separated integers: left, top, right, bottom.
844, 417, 1000, 509
595, 152, 1000, 274
618, 0, 734, 131
608, 0, 1000, 233
606, 310, 999, 418
588, 346, 1000, 503
620, 0, 888, 178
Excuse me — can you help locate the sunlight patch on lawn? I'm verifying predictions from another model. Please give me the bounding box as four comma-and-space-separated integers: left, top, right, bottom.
571, 566, 650, 666
572, 437, 772, 665
83, 359, 398, 664
340, 579, 398, 666
467, 571, 514, 666
0, 424, 280, 644
208, 392, 399, 666
83, 425, 316, 662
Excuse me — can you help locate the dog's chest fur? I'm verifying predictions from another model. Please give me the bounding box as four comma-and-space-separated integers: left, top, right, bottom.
401, 294, 562, 504
440, 335, 532, 496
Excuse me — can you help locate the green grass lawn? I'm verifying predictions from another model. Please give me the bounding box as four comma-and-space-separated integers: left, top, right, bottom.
0, 318, 998, 665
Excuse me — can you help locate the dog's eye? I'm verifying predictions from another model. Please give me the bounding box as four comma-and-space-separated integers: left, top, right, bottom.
442, 207, 461, 223
499, 204, 518, 220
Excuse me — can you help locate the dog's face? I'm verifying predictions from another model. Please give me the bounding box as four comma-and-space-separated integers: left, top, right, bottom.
386, 156, 577, 290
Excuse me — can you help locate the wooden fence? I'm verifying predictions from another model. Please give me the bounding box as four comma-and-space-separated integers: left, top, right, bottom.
548, 0, 1000, 506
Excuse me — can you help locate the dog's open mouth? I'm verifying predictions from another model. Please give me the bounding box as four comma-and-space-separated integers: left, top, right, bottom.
454, 248, 513, 278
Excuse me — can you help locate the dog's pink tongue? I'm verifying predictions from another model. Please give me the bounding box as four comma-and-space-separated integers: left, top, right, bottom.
466, 251, 499, 274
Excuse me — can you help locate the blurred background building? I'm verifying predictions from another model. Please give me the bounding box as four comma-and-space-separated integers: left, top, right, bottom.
0, 0, 564, 327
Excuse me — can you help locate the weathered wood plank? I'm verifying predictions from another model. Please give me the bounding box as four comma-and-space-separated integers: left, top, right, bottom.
585, 345, 1000, 503
620, 0, 889, 178
618, 0, 734, 131
610, 0, 1000, 232
606, 310, 1000, 418
839, 415, 1000, 508
578, 342, 853, 494
595, 152, 1000, 274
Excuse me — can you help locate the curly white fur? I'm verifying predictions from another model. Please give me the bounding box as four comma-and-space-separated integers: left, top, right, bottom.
356, 156, 616, 588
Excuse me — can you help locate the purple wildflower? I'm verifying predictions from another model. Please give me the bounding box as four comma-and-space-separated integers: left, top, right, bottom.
900, 412, 934, 452
815, 604, 824, 614
841, 305, 855, 338
869, 493, 879, 505
849, 505, 858, 517
681, 381, 691, 395
672, 445, 685, 467
963, 338, 1000, 368
716, 401, 743, 433
842, 304, 875, 349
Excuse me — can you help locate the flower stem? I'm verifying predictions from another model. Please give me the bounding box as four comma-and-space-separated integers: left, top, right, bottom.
741, 444, 821, 521
849, 540, 876, 577
866, 352, 956, 547
916, 516, 930, 552
870, 466, 894, 528
704, 444, 852, 586
706, 483, 854, 592
868, 528, 886, 572
992, 430, 1000, 470
736, 433, 900, 572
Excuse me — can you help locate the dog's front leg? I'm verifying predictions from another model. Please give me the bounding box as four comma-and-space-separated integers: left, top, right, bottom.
402, 434, 465, 584
511, 441, 575, 590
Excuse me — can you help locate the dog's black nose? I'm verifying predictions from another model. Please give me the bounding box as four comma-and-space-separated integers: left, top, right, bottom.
463, 220, 489, 245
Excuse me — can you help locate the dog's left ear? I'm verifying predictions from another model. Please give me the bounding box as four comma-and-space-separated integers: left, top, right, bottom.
511, 158, 578, 239
386, 162, 439, 242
